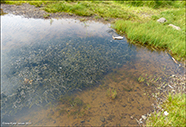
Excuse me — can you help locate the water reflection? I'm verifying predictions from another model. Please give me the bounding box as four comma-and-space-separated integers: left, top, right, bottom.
1, 14, 183, 126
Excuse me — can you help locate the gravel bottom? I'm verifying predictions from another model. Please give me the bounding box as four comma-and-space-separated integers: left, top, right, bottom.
135, 73, 185, 126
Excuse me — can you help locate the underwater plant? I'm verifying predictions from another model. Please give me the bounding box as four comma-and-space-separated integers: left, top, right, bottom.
138, 76, 145, 83
107, 88, 117, 99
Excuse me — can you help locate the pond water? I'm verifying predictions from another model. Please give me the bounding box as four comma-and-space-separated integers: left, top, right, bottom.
1, 14, 184, 126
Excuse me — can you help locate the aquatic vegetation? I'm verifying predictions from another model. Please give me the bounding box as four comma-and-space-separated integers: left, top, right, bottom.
58, 96, 91, 118
1, 19, 136, 118
107, 88, 117, 99
84, 103, 91, 110
138, 76, 145, 83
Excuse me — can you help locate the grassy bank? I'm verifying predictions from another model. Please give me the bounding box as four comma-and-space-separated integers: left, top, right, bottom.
146, 93, 186, 126
114, 8, 185, 61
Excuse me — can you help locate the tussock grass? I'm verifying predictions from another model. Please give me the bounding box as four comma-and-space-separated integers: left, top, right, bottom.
42, 1, 138, 19
146, 93, 186, 126
115, 1, 185, 9
114, 19, 185, 60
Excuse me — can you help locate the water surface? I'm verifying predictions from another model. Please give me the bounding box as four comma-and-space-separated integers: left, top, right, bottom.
1, 14, 183, 126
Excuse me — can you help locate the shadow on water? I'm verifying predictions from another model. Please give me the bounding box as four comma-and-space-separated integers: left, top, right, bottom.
1, 14, 184, 126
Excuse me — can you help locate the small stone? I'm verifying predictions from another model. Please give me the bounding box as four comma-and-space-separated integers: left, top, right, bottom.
139, 120, 143, 124
130, 116, 134, 119
81, 120, 85, 123
100, 116, 105, 122
142, 115, 147, 120
171, 75, 176, 78
168, 24, 181, 30
164, 111, 169, 116
157, 17, 167, 23
122, 104, 127, 107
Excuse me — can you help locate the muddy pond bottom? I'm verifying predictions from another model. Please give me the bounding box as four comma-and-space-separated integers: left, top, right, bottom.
14, 64, 156, 126
1, 14, 183, 126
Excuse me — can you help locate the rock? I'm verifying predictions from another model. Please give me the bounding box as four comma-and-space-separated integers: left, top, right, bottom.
142, 115, 147, 120
171, 75, 176, 78
157, 17, 167, 23
81, 120, 85, 123
168, 24, 181, 30
139, 120, 143, 124
130, 116, 134, 119
164, 111, 169, 116
100, 116, 105, 122
122, 104, 127, 107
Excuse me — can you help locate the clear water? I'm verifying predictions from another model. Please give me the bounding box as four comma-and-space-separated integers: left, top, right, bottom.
1, 14, 184, 126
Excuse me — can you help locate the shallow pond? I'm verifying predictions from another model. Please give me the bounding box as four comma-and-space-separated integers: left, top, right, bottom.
1, 14, 184, 126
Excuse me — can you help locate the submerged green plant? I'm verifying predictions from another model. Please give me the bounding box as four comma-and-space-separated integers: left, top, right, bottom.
138, 76, 145, 83
107, 88, 117, 99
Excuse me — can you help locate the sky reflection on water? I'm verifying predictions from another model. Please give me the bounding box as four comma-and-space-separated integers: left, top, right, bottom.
1, 14, 183, 126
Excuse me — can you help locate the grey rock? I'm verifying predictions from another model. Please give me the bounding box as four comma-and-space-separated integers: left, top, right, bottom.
168, 24, 181, 30
157, 17, 167, 23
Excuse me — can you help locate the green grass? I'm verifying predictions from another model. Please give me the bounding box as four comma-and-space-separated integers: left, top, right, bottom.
114, 17, 185, 60
42, 1, 138, 19
115, 1, 185, 9
3, 1, 186, 60
146, 93, 186, 126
